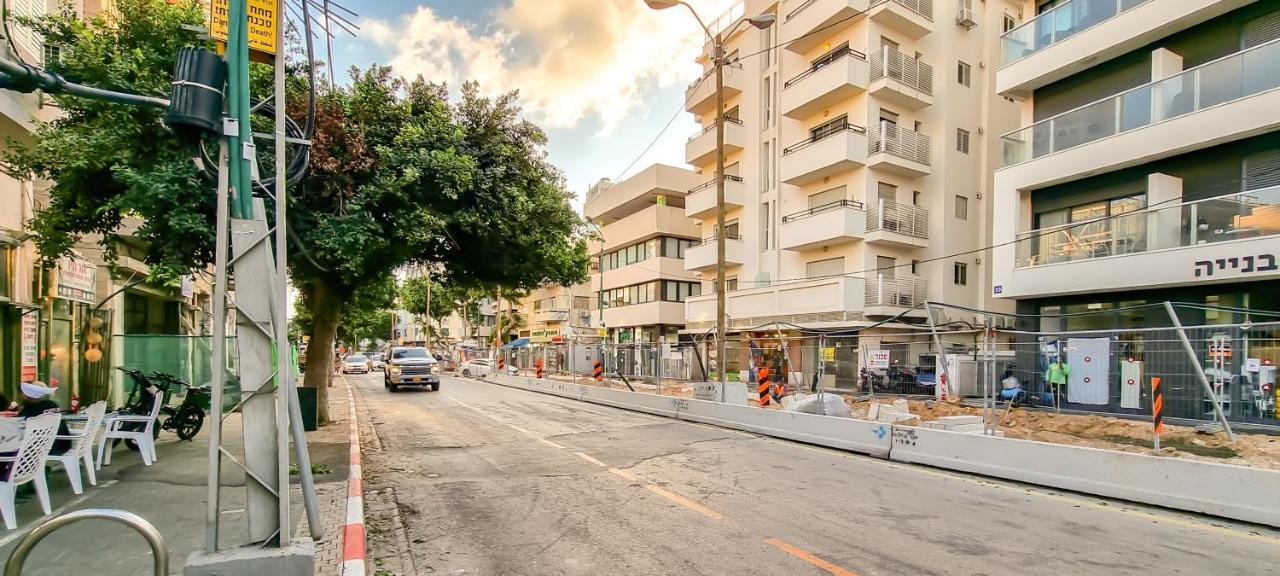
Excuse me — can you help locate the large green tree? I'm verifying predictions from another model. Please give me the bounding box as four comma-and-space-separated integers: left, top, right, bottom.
6, 0, 589, 423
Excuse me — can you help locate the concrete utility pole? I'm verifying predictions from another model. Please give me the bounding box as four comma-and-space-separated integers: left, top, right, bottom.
644, 1, 774, 393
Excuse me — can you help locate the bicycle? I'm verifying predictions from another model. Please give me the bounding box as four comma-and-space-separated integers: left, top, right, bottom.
148, 372, 210, 441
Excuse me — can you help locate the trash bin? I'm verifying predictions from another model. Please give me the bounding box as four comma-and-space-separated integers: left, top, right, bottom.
297, 386, 318, 431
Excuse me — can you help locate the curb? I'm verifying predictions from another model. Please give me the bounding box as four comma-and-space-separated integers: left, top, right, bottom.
341, 377, 367, 576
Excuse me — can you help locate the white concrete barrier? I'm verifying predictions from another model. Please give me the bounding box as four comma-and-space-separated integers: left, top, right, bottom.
888, 426, 1280, 528
579, 385, 683, 418
680, 398, 892, 458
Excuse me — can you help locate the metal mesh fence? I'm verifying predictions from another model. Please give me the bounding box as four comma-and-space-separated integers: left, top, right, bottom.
115, 335, 240, 410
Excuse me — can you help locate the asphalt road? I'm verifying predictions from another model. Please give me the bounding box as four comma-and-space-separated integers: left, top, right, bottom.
351, 372, 1280, 576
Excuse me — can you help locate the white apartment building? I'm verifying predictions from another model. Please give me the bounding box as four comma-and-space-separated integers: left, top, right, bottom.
584, 164, 705, 343
991, 0, 1280, 328
513, 284, 596, 344
680, 0, 1020, 334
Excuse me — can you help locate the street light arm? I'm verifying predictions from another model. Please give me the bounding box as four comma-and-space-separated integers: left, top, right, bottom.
671, 0, 715, 45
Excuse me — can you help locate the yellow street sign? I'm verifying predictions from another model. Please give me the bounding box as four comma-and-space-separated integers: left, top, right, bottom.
597, 328, 608, 337
209, 0, 279, 58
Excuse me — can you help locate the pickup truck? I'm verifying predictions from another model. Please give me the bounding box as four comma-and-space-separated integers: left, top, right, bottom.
384, 346, 441, 392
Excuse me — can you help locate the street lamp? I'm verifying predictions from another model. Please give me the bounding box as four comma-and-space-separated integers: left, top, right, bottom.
645, 0, 774, 390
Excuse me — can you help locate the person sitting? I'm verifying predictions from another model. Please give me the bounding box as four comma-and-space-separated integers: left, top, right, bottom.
999, 367, 1026, 407
15, 382, 72, 456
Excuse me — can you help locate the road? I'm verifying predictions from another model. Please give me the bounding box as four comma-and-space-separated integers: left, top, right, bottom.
350, 372, 1280, 576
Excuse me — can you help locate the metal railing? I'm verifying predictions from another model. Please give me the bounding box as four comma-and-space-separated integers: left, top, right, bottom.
1000, 38, 1280, 166
785, 0, 821, 22
1015, 186, 1280, 268
1000, 0, 1151, 66
784, 47, 867, 88
867, 198, 929, 238
870, 121, 932, 166
782, 199, 865, 223
870, 0, 933, 20
782, 122, 866, 155
869, 45, 933, 95
688, 174, 744, 195
5, 509, 168, 576
688, 117, 743, 142
866, 275, 928, 308
693, 234, 742, 247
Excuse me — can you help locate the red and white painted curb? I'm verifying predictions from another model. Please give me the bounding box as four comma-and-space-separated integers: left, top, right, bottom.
342, 381, 366, 576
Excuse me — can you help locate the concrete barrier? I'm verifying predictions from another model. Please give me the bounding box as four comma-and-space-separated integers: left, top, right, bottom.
680, 398, 892, 458
579, 385, 683, 418
888, 425, 1280, 528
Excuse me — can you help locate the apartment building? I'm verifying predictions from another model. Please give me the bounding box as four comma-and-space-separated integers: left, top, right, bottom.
680, 0, 1020, 335
991, 0, 1280, 327
583, 165, 705, 343
513, 284, 596, 344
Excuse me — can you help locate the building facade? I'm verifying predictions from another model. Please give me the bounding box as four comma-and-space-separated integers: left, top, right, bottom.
513, 284, 596, 345
680, 0, 1020, 334
584, 164, 705, 343
991, 0, 1280, 323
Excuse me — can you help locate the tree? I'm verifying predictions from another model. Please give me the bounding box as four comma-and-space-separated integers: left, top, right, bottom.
2, 0, 213, 286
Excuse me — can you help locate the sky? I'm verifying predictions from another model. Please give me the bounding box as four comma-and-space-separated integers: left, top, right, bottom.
316, 0, 735, 212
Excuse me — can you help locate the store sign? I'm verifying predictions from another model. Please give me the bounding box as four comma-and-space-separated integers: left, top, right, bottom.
867, 349, 890, 370
56, 256, 96, 304
822, 347, 835, 362
20, 313, 37, 382
209, 0, 279, 57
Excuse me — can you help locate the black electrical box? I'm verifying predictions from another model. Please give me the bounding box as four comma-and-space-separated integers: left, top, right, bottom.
166, 47, 225, 134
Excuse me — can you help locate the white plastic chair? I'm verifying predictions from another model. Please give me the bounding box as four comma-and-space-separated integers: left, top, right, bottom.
47, 401, 107, 494
98, 395, 163, 469
0, 413, 62, 530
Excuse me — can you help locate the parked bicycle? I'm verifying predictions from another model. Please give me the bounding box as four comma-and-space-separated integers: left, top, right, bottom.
147, 372, 210, 441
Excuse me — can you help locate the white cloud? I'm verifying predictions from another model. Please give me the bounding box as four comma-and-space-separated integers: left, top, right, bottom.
361, 0, 734, 135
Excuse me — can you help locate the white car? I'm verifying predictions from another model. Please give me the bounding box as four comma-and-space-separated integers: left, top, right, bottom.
342, 354, 371, 374
459, 358, 493, 378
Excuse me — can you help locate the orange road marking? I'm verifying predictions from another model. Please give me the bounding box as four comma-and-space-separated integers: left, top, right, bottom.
607, 468, 639, 482
574, 452, 608, 467
644, 484, 723, 520
764, 538, 859, 576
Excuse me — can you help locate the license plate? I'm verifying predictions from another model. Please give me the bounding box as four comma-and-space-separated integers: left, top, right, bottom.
411, 376, 420, 382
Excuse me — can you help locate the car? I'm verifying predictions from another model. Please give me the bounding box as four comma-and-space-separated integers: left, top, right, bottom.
384, 346, 441, 392
342, 354, 371, 374
367, 353, 386, 371
434, 352, 458, 373
459, 358, 493, 378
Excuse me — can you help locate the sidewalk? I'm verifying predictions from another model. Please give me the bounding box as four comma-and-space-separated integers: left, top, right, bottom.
0, 381, 355, 575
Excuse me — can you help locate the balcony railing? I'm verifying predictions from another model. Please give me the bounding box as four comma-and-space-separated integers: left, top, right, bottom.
867, 198, 928, 238
693, 234, 742, 247
1000, 0, 1151, 67
1001, 39, 1280, 166
1015, 187, 1280, 268
782, 199, 865, 223
783, 122, 866, 155
784, 47, 867, 89
866, 275, 927, 308
870, 121, 931, 165
870, 0, 933, 20
870, 46, 933, 94
688, 117, 743, 142
688, 174, 744, 195
785, 0, 821, 21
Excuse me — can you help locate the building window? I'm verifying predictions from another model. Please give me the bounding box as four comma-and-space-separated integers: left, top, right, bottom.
806, 257, 844, 278
1003, 14, 1017, 34
661, 237, 693, 259
761, 141, 771, 191
810, 115, 848, 142
956, 128, 970, 154
762, 76, 772, 130
910, 259, 919, 275
760, 202, 771, 250
913, 190, 922, 205
954, 262, 968, 286
955, 195, 969, 220
957, 61, 971, 87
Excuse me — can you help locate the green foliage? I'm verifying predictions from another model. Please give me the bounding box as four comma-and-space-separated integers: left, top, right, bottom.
2, 0, 212, 286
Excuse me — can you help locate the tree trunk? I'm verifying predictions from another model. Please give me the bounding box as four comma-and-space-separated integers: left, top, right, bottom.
303, 281, 343, 424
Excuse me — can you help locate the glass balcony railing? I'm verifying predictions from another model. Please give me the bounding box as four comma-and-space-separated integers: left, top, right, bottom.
1000, 39, 1280, 166
1014, 187, 1280, 268
1000, 0, 1151, 66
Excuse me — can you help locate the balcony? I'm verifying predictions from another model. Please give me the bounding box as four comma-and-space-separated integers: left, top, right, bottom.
779, 200, 867, 251
868, 122, 931, 178
685, 68, 745, 117
865, 275, 928, 317
868, 0, 932, 39
686, 118, 744, 167
868, 46, 933, 110
684, 235, 744, 272
685, 276, 868, 330
783, 0, 869, 54
686, 175, 745, 220
533, 296, 572, 323
999, 40, 1280, 176
599, 204, 700, 251
997, 187, 1280, 299
584, 164, 702, 224
782, 47, 869, 120
997, 0, 1245, 97
866, 199, 929, 248
780, 123, 868, 186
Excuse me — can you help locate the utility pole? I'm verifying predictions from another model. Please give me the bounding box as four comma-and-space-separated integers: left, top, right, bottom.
425, 271, 431, 345
643, 1, 774, 395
